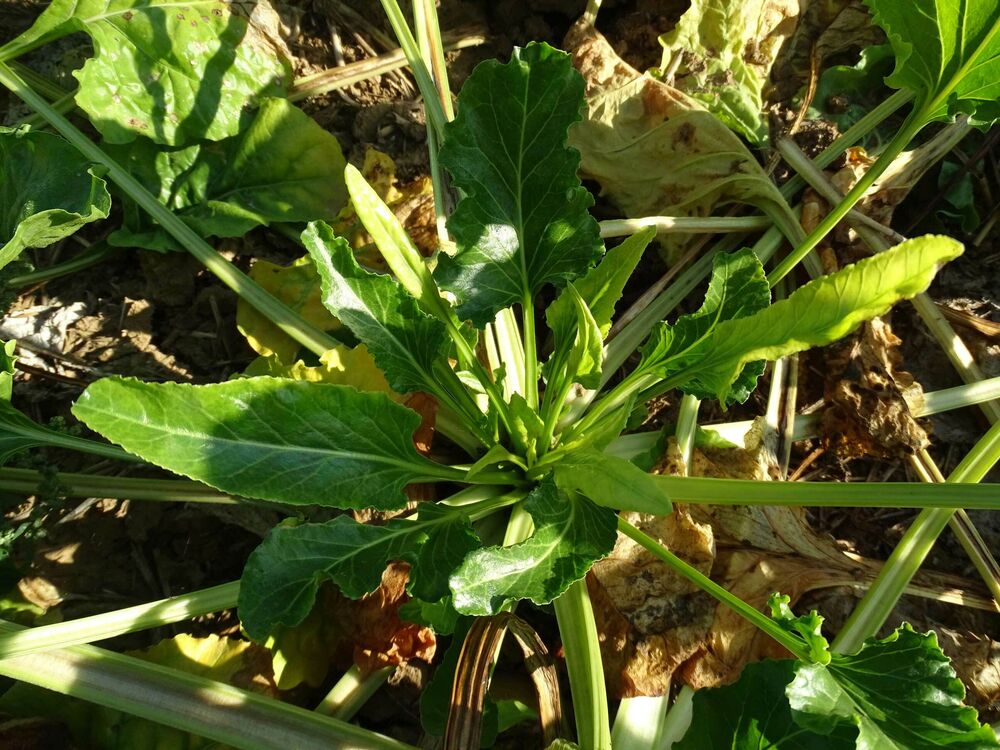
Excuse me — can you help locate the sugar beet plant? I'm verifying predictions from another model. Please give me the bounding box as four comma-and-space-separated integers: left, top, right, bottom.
0, 0, 999, 748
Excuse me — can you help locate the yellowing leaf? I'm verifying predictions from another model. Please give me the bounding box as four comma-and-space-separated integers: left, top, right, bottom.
236, 256, 340, 362
243, 345, 392, 396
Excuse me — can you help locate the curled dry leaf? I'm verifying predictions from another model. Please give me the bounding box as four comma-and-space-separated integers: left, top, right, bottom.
819, 316, 930, 460
939, 629, 1000, 719
563, 21, 795, 252
268, 562, 436, 689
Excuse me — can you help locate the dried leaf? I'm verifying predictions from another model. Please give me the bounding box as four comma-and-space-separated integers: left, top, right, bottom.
820, 317, 930, 460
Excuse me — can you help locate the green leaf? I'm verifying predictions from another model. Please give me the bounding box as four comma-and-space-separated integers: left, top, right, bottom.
398, 595, 461, 636
436, 42, 602, 326
238, 507, 480, 641
658, 0, 798, 142
867, 0, 1000, 125
813, 44, 896, 142
676, 660, 857, 749
789, 625, 999, 749
552, 447, 672, 514
449, 482, 617, 615
108, 99, 347, 251
651, 235, 962, 404
639, 248, 770, 405
0, 340, 15, 402
546, 227, 655, 341
0, 127, 111, 269
551, 283, 604, 389
768, 593, 830, 666
509, 392, 547, 459
0, 0, 292, 145
302, 221, 447, 395
72, 376, 449, 508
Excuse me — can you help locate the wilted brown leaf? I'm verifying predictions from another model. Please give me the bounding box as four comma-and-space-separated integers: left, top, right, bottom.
939, 629, 1000, 719
820, 316, 930, 460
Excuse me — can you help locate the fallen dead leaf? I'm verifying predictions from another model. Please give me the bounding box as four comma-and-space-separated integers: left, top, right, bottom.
820, 316, 930, 460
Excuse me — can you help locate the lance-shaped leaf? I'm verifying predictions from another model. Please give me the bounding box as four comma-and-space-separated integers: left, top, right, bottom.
449, 482, 617, 615
789, 625, 998, 749
302, 221, 447, 395
109, 99, 347, 251
867, 0, 1000, 125
638, 247, 770, 405
0, 128, 111, 270
669, 235, 962, 404
552, 447, 671, 514
0, 0, 292, 145
544, 284, 603, 389
436, 42, 603, 327
72, 377, 452, 508
238, 506, 480, 641
659, 0, 799, 143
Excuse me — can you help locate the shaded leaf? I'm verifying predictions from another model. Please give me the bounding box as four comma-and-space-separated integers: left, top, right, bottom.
302, 221, 448, 395
72, 376, 447, 508
0, 128, 111, 270
450, 482, 617, 615
867, 0, 1000, 125
109, 99, 347, 251
659, 0, 800, 142
239, 506, 479, 640
436, 42, 602, 326
676, 660, 856, 749
0, 0, 292, 145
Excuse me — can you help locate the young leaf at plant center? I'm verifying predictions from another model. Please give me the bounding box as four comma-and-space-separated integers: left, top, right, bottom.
238, 507, 480, 641
236, 255, 342, 364
659, 235, 963, 404
509, 393, 547, 461
789, 625, 999, 749
436, 42, 602, 327
564, 24, 801, 251
449, 482, 617, 615
546, 227, 655, 342
0, 0, 292, 145
768, 593, 830, 666
551, 447, 672, 515
638, 247, 770, 406
108, 99, 348, 252
545, 283, 603, 389
867, 0, 1000, 126
0, 127, 111, 270
676, 660, 857, 749
72, 377, 451, 508
242, 346, 391, 397
302, 221, 453, 398
658, 0, 799, 143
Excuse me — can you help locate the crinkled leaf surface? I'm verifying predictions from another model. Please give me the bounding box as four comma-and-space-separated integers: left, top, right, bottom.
239, 506, 479, 640
676, 660, 856, 749
303, 221, 447, 395
769, 593, 831, 666
639, 248, 770, 406
659, 0, 799, 142
0, 0, 292, 145
72, 376, 443, 507
553, 447, 672, 514
449, 481, 617, 615
867, 0, 1000, 125
436, 42, 602, 326
649, 236, 962, 404
236, 254, 342, 363
565, 24, 799, 248
109, 98, 347, 251
0, 128, 111, 270
790, 625, 999, 749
